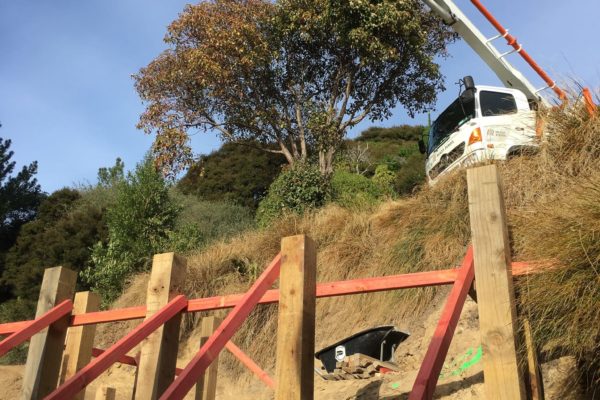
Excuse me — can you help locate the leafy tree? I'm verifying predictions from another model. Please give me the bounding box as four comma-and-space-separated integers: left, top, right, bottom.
97, 157, 125, 188
0, 136, 44, 300
178, 141, 287, 208
134, 0, 455, 176
82, 157, 179, 302
1, 189, 106, 302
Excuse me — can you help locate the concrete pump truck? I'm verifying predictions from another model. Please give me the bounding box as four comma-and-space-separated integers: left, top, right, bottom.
417, 0, 596, 183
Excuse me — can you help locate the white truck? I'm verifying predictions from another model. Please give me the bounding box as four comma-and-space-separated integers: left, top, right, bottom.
418, 0, 566, 183
420, 77, 537, 182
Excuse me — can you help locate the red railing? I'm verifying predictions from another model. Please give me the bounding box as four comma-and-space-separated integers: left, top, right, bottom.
0, 253, 543, 399
0, 262, 539, 336
225, 341, 275, 389
0, 299, 73, 357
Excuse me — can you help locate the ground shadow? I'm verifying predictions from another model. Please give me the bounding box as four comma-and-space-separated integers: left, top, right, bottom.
354, 380, 383, 399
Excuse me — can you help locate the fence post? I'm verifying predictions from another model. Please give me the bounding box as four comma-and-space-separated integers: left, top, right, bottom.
275, 235, 316, 400
95, 386, 116, 400
195, 316, 221, 400
135, 253, 187, 400
21, 266, 77, 400
59, 291, 101, 400
467, 164, 526, 400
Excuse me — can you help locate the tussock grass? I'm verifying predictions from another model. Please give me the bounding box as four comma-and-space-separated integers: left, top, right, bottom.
100, 100, 599, 391
510, 105, 600, 392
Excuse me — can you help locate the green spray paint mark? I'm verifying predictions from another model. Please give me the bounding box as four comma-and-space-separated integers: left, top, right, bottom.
390, 382, 401, 390
439, 345, 483, 379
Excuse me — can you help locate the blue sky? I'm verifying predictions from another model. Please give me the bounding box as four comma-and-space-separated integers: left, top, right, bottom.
2, 0, 599, 193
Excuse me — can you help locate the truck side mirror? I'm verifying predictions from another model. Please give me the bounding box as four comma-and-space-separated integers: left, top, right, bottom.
418, 139, 426, 154
460, 88, 475, 103
463, 76, 475, 91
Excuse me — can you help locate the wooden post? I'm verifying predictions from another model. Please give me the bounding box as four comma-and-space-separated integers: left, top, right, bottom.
135, 253, 187, 400
94, 386, 116, 400
467, 164, 526, 400
59, 291, 101, 400
21, 266, 77, 400
158, 256, 282, 400
274, 235, 317, 400
195, 316, 221, 400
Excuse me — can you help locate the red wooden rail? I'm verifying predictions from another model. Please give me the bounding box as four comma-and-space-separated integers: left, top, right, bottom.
91, 347, 138, 369
45, 295, 188, 400
0, 261, 541, 336
0, 299, 73, 357
91, 347, 184, 376
90, 342, 270, 383
159, 254, 282, 400
410, 247, 475, 399
0, 252, 550, 400
225, 341, 275, 389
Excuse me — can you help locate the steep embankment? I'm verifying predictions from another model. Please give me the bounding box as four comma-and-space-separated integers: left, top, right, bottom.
3, 106, 592, 399
94, 104, 598, 399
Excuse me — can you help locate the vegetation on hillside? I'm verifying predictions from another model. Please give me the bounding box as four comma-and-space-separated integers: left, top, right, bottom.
178, 141, 287, 209
0, 137, 44, 301
96, 102, 599, 396
134, 0, 455, 176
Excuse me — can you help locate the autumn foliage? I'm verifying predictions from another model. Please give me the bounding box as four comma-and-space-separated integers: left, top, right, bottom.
135, 0, 455, 176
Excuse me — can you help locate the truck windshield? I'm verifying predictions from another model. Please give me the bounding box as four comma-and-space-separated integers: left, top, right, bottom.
428, 96, 475, 154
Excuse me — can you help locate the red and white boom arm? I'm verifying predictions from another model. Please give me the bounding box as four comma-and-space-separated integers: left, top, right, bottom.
422, 0, 555, 107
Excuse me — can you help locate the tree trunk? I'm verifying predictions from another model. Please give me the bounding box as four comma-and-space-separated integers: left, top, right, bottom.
318, 147, 335, 177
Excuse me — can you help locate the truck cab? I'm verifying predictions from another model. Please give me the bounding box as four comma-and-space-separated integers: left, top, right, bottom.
421, 78, 537, 183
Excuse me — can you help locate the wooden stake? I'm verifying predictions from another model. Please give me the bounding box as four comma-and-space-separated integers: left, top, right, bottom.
59, 291, 101, 400
135, 253, 187, 400
94, 386, 116, 400
21, 266, 77, 400
275, 235, 317, 400
524, 319, 544, 400
195, 316, 221, 400
467, 164, 526, 400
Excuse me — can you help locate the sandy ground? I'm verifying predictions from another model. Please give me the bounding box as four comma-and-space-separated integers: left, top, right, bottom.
0, 299, 584, 399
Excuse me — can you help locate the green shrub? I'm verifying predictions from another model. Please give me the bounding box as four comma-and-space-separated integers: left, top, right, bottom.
178, 141, 286, 209
168, 192, 255, 251
395, 153, 426, 195
256, 164, 329, 227
355, 125, 425, 142
372, 165, 396, 197
330, 170, 382, 209
82, 157, 179, 303
0, 298, 34, 364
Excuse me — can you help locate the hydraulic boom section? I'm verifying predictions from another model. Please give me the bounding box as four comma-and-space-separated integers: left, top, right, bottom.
422, 0, 550, 106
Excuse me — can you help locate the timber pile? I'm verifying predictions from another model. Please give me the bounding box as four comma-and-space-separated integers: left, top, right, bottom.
319, 354, 399, 380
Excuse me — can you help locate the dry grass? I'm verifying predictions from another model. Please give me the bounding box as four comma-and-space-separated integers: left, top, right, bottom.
100, 101, 599, 391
